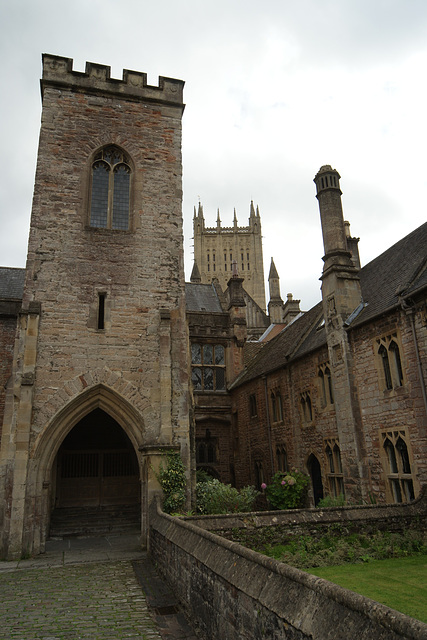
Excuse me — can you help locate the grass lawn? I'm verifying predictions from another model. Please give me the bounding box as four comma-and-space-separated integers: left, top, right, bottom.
307, 554, 427, 623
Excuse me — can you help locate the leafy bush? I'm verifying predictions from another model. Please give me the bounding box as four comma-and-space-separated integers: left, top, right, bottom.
317, 494, 347, 508
263, 470, 309, 510
261, 529, 427, 569
156, 451, 187, 514
196, 478, 259, 515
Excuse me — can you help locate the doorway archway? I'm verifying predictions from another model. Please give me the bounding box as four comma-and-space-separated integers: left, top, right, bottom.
51, 408, 140, 536
307, 454, 324, 506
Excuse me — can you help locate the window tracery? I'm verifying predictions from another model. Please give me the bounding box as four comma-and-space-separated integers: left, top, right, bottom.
381, 430, 415, 503
89, 146, 131, 230
376, 333, 404, 391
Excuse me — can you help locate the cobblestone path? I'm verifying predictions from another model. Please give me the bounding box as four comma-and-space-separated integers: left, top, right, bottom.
0, 560, 164, 640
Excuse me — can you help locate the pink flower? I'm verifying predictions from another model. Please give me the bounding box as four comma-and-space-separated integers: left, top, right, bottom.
261, 483, 267, 490
281, 480, 286, 485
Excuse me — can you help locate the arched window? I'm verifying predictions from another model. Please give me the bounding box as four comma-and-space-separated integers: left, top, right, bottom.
300, 391, 313, 424
379, 344, 393, 390
90, 146, 131, 230
325, 440, 344, 498
382, 430, 415, 503
270, 390, 283, 423
376, 334, 404, 391
318, 363, 334, 408
276, 446, 288, 472
389, 341, 404, 386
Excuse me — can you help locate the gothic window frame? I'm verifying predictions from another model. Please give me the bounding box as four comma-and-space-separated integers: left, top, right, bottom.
276, 445, 288, 473
89, 145, 132, 231
375, 333, 405, 392
196, 430, 218, 466
318, 363, 334, 409
381, 430, 415, 503
324, 439, 344, 498
191, 343, 226, 392
249, 393, 258, 418
254, 457, 265, 490
300, 390, 313, 425
270, 389, 283, 423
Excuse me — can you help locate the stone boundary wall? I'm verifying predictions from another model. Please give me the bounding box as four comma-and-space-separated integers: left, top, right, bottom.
149, 498, 427, 640
184, 486, 427, 548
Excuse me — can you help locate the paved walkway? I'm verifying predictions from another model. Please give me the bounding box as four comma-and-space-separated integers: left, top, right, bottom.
0, 535, 200, 640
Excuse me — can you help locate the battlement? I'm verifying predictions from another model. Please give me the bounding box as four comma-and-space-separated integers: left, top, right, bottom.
203, 226, 252, 234
41, 54, 184, 107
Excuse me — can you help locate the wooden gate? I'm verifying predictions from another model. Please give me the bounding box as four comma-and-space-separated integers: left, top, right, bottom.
57, 449, 140, 507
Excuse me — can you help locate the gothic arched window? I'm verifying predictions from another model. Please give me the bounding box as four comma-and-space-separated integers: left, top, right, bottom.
382, 430, 415, 503
325, 440, 344, 498
90, 146, 131, 230
376, 334, 405, 391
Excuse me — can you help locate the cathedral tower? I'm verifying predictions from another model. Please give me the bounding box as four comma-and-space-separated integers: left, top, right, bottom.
0, 55, 191, 559
193, 201, 266, 311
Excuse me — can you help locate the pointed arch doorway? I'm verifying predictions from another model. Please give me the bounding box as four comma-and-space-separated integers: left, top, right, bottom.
307, 454, 324, 506
51, 408, 140, 536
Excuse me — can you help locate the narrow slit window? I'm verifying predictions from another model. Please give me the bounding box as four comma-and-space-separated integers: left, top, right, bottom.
98, 293, 106, 330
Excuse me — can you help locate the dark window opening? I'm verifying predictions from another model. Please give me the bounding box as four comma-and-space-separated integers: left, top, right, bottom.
97, 293, 106, 330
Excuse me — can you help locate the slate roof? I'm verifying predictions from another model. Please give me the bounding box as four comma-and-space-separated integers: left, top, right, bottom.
0, 267, 25, 300
230, 302, 324, 388
185, 283, 224, 313
231, 221, 427, 388
353, 221, 427, 327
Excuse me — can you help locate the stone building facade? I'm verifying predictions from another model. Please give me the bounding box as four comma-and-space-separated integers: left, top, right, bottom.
0, 55, 191, 559
229, 167, 427, 506
1, 56, 426, 560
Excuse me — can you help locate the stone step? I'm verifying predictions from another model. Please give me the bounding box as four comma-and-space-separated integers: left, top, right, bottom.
49, 504, 140, 538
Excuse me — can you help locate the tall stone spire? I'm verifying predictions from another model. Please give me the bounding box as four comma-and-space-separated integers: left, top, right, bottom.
190, 260, 202, 283
268, 258, 284, 324
233, 208, 238, 228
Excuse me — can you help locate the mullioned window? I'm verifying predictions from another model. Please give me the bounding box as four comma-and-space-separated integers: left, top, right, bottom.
89, 146, 131, 230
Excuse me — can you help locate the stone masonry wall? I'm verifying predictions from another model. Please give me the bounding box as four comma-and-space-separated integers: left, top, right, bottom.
0, 56, 191, 559
0, 313, 17, 440
149, 498, 427, 640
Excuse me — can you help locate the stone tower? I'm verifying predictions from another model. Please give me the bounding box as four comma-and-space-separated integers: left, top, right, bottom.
314, 165, 368, 501
0, 55, 191, 559
193, 201, 266, 311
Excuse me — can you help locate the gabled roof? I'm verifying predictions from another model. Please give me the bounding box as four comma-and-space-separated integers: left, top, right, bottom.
230, 221, 427, 388
353, 221, 427, 327
185, 282, 224, 313
230, 302, 324, 388
0, 267, 25, 300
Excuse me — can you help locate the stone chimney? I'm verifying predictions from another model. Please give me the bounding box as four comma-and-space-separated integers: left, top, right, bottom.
314, 165, 362, 320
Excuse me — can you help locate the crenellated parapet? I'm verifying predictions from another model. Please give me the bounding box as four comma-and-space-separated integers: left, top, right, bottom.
41, 54, 185, 107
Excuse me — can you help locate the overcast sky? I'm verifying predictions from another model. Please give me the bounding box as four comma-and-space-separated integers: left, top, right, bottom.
1, 0, 426, 311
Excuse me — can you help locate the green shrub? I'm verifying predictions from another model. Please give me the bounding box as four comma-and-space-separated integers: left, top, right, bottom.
156, 451, 187, 514
196, 478, 259, 515
261, 529, 427, 569
263, 470, 309, 510
317, 494, 347, 508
